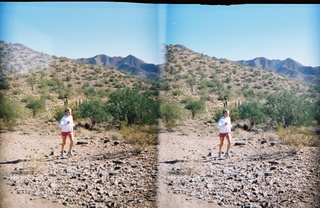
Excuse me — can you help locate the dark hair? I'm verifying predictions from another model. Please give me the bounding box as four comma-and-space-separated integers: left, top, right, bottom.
65, 108, 71, 113
223, 109, 229, 114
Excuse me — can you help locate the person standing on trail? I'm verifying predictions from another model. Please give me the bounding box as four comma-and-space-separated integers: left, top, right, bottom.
59, 108, 75, 158
217, 109, 233, 159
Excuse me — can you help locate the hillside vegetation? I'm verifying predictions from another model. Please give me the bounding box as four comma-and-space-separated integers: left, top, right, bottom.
0, 43, 319, 143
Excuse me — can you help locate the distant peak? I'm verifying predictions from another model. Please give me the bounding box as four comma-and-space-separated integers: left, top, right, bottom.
124, 55, 144, 63
174, 44, 189, 50
284, 57, 294, 61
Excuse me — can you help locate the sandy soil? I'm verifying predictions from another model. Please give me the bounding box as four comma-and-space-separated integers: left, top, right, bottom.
1, 118, 319, 208
0, 129, 67, 208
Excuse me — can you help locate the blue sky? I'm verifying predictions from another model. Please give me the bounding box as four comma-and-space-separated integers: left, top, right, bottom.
1, 3, 319, 67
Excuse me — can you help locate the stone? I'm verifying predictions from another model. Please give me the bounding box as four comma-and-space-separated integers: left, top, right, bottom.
264, 172, 273, 176
235, 142, 247, 146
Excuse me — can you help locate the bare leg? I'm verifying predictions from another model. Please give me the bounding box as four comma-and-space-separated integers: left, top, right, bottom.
61, 136, 67, 152
219, 137, 224, 153
226, 134, 232, 153
68, 133, 74, 152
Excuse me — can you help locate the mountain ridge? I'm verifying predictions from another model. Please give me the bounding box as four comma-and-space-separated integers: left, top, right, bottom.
236, 57, 320, 83
1, 41, 319, 84
76, 54, 162, 80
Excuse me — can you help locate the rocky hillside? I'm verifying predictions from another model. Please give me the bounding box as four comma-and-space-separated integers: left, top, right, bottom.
0, 41, 52, 74
1, 42, 318, 118
236, 57, 320, 84
0, 41, 162, 81
161, 44, 316, 110
2, 41, 319, 86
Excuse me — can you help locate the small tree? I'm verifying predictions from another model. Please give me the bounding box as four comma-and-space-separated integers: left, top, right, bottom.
0, 93, 23, 127
160, 99, 186, 127
0, 71, 10, 90
26, 97, 46, 117
26, 74, 37, 91
187, 77, 196, 93
266, 91, 314, 127
238, 100, 267, 127
106, 88, 159, 125
79, 99, 109, 129
184, 97, 205, 118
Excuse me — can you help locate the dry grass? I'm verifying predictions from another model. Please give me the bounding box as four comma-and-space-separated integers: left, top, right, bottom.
120, 123, 158, 151
277, 125, 319, 153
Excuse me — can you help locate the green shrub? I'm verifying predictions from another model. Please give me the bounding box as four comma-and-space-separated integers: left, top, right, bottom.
160, 99, 186, 128
106, 88, 159, 125
0, 72, 10, 90
266, 91, 315, 127
79, 99, 110, 128
184, 97, 205, 118
0, 94, 24, 127
238, 100, 268, 127
26, 97, 46, 117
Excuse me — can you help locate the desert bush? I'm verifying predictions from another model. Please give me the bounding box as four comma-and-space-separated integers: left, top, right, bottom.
79, 98, 110, 129
38, 78, 49, 90
209, 78, 224, 93
266, 91, 315, 127
106, 88, 159, 126
218, 89, 232, 101
58, 87, 72, 99
198, 80, 209, 90
65, 75, 71, 82
0, 71, 10, 90
242, 89, 255, 98
187, 77, 196, 93
238, 100, 268, 127
25, 97, 46, 117
225, 76, 231, 83
48, 75, 63, 92
183, 97, 205, 118
0, 93, 24, 127
97, 89, 111, 98
158, 80, 171, 91
82, 86, 97, 97
26, 74, 37, 91
159, 99, 187, 128
13, 88, 23, 95
315, 101, 320, 125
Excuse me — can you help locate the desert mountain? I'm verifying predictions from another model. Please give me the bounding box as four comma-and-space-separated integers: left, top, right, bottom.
0, 41, 162, 81
162, 44, 315, 104
1, 40, 319, 85
77, 54, 162, 80
236, 57, 320, 84
0, 41, 52, 74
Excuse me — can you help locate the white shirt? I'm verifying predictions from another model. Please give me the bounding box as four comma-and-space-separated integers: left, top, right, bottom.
59, 114, 74, 132
217, 115, 232, 133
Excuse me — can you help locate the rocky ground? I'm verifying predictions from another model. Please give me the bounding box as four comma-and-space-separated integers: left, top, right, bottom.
156, 119, 320, 208
0, 124, 157, 208
0, 118, 319, 208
